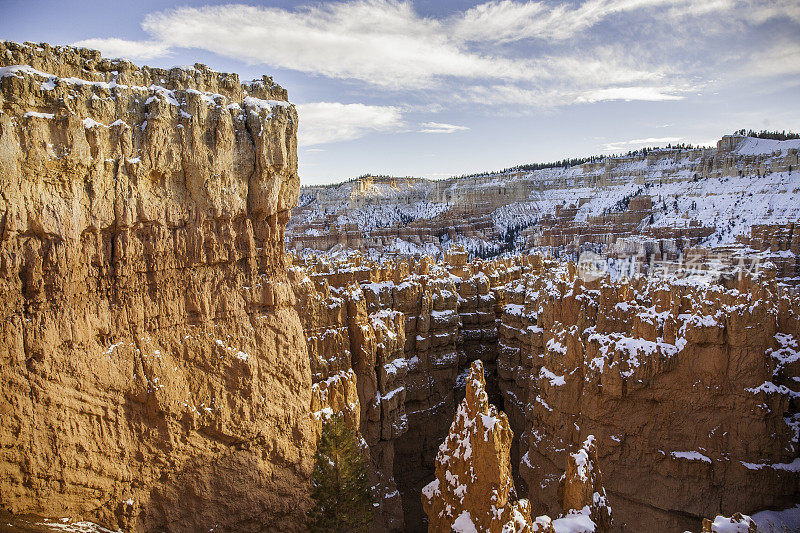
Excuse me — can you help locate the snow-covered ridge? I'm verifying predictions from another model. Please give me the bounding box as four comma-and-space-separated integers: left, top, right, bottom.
288, 135, 800, 265
735, 136, 800, 156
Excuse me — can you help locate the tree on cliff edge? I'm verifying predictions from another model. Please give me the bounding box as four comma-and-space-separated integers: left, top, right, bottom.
307, 415, 375, 532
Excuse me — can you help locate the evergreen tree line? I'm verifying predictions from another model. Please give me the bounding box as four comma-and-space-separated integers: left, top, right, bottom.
470, 242, 502, 260
455, 156, 603, 179
453, 144, 709, 181
734, 129, 800, 141
469, 219, 535, 261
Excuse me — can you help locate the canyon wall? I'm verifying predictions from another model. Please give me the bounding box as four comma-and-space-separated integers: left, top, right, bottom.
499, 259, 800, 531
288, 254, 470, 530
2, 40, 798, 533
292, 251, 800, 532
0, 42, 312, 531
421, 360, 534, 532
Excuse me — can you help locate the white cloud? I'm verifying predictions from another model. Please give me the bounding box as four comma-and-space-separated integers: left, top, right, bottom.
129, 1, 680, 90
72, 38, 171, 60
139, 2, 542, 89
627, 136, 685, 143
296, 102, 404, 146
664, 0, 734, 20
452, 0, 696, 43
739, 41, 800, 79
73, 0, 799, 111
419, 122, 469, 134
576, 86, 686, 103
459, 82, 688, 108
745, 0, 800, 25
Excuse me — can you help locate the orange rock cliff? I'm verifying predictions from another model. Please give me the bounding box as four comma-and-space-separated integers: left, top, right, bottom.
0, 41, 310, 531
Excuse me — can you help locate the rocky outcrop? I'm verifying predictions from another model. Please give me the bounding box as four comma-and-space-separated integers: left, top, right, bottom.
501, 256, 800, 531
4, 40, 798, 533
288, 258, 408, 531
421, 360, 533, 532
421, 361, 613, 533
0, 41, 311, 531
287, 136, 800, 287
287, 252, 536, 530
290, 250, 798, 532
557, 436, 612, 532
287, 253, 465, 530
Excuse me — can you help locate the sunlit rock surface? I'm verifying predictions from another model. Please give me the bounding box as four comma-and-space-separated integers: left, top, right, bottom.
0, 41, 311, 532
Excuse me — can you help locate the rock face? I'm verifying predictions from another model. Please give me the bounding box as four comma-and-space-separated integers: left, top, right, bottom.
420, 361, 613, 533
421, 360, 533, 532
288, 252, 530, 530
0, 41, 312, 531
557, 436, 612, 532
291, 250, 798, 532
288, 138, 800, 288
501, 257, 800, 531
3, 40, 799, 533
287, 253, 469, 530
288, 257, 409, 531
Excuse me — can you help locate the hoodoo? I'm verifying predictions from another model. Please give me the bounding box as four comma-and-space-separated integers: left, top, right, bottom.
421, 360, 532, 532
288, 251, 799, 532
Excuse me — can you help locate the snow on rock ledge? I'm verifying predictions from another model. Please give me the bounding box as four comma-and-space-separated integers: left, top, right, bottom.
556, 435, 612, 533
421, 360, 612, 532
700, 512, 756, 533
422, 360, 534, 532
0, 40, 309, 532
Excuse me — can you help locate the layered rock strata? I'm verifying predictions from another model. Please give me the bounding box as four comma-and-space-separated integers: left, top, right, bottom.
289, 252, 537, 530
0, 41, 311, 532
288, 253, 465, 529
4, 40, 799, 533
556, 436, 612, 532
287, 138, 800, 285
499, 257, 800, 531
421, 361, 613, 533
289, 260, 408, 531
293, 250, 799, 532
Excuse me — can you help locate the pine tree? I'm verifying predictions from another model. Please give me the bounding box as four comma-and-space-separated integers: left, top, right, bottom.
307, 415, 375, 532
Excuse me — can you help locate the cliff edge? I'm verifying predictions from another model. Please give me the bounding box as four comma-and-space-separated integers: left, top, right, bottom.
0, 41, 310, 531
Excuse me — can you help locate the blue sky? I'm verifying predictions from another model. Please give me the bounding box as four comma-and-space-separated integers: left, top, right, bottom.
3, 0, 799, 185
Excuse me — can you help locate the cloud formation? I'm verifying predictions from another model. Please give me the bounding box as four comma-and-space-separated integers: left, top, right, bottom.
76, 0, 800, 146
72, 38, 171, 59
452, 0, 694, 43
79, 1, 800, 92
82, 1, 693, 93
601, 136, 685, 152
140, 2, 532, 89
576, 87, 686, 103
419, 122, 469, 134
296, 102, 404, 146
82, 1, 800, 93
